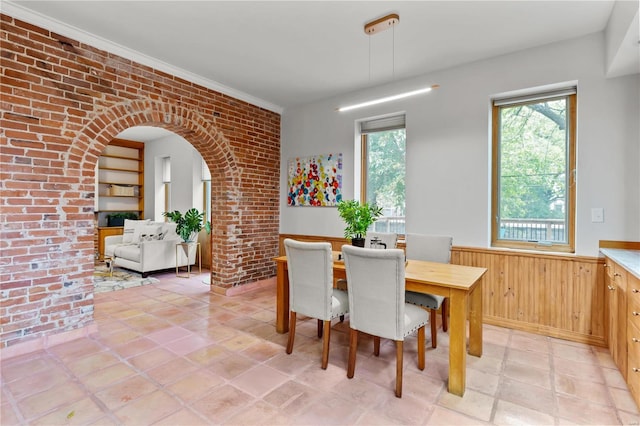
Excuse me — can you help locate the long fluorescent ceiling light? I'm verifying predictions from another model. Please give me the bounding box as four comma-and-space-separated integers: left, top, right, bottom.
337, 85, 439, 112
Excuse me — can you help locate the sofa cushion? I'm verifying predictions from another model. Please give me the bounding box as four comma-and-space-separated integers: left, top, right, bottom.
122, 219, 150, 244
161, 222, 179, 240
113, 244, 140, 262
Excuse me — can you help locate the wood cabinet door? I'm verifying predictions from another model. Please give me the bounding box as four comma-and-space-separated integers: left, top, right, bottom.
614, 263, 628, 377
606, 258, 628, 376
628, 274, 640, 406
606, 260, 616, 356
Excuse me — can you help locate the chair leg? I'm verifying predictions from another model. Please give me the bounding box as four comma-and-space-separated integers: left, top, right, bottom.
321, 319, 331, 369
441, 298, 448, 332
347, 329, 358, 378
373, 336, 381, 356
417, 326, 425, 370
395, 340, 404, 398
286, 312, 297, 354
317, 319, 323, 338
430, 309, 438, 348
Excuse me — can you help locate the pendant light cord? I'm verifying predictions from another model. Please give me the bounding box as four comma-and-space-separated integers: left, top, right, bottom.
368, 35, 371, 82
392, 24, 395, 80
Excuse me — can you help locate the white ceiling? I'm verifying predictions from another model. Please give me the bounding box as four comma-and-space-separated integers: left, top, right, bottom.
5, 1, 638, 114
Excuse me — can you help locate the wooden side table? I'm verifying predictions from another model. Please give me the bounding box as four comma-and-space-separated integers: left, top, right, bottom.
175, 242, 201, 278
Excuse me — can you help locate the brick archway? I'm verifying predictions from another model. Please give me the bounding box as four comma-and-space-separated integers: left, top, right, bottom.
1, 15, 280, 350
72, 99, 243, 289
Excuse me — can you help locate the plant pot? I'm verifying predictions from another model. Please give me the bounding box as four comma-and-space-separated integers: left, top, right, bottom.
107, 216, 125, 227
179, 241, 195, 257
352, 237, 365, 247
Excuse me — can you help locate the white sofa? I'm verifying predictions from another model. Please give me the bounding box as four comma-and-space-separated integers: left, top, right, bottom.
104, 219, 196, 277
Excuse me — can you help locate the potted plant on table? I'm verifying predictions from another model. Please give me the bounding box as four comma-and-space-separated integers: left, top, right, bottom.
163, 208, 211, 243
163, 208, 211, 263
337, 200, 382, 247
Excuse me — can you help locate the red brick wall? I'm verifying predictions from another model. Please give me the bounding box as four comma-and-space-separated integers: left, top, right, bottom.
0, 15, 281, 349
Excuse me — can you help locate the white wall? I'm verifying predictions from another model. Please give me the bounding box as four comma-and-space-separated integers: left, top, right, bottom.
144, 134, 205, 221
280, 32, 640, 256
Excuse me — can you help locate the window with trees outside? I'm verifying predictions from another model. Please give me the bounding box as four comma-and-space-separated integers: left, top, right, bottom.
491, 88, 576, 252
361, 115, 406, 235
162, 156, 171, 217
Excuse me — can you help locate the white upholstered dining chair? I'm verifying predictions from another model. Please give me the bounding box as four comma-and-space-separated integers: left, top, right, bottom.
337, 231, 398, 292
283, 238, 349, 369
342, 245, 428, 398
404, 233, 453, 348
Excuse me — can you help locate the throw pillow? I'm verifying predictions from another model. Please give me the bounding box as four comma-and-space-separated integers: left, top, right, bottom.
135, 224, 163, 242
139, 232, 164, 242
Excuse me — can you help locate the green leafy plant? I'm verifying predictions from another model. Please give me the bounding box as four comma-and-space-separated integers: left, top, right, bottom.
337, 200, 382, 242
107, 212, 138, 220
163, 208, 211, 242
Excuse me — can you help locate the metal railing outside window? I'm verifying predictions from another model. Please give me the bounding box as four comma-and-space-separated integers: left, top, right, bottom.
499, 218, 565, 242
372, 216, 406, 235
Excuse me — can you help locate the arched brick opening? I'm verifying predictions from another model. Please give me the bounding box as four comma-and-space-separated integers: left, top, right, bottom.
1, 15, 280, 351
72, 99, 243, 288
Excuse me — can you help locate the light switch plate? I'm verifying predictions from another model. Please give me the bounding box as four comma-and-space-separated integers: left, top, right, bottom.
591, 207, 604, 223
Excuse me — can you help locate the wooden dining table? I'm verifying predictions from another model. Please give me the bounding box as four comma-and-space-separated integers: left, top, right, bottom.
273, 252, 487, 396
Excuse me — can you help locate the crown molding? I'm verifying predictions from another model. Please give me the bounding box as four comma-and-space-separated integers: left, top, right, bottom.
2, 1, 283, 114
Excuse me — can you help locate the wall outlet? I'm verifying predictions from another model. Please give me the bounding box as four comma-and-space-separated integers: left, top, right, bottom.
591, 207, 604, 223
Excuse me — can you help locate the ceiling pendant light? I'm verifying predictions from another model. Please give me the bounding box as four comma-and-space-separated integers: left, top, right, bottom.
338, 85, 440, 112
337, 13, 438, 112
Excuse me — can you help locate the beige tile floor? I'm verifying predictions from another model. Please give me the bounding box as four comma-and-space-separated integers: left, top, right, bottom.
1, 269, 639, 425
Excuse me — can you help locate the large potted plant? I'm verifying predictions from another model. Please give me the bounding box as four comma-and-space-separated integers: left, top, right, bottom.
337, 200, 382, 247
163, 208, 211, 242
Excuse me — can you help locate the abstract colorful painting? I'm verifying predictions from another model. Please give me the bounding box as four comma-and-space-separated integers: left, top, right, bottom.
288, 153, 342, 206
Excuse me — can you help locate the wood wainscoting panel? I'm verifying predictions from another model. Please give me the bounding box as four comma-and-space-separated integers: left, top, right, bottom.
452, 246, 605, 347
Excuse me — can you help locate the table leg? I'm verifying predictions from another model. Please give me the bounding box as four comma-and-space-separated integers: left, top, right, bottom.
448, 289, 467, 396
197, 243, 202, 275
176, 242, 200, 278
276, 262, 289, 334
468, 281, 483, 357
105, 257, 113, 277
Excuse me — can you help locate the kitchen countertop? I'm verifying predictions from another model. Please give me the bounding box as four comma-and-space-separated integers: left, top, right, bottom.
600, 248, 640, 280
